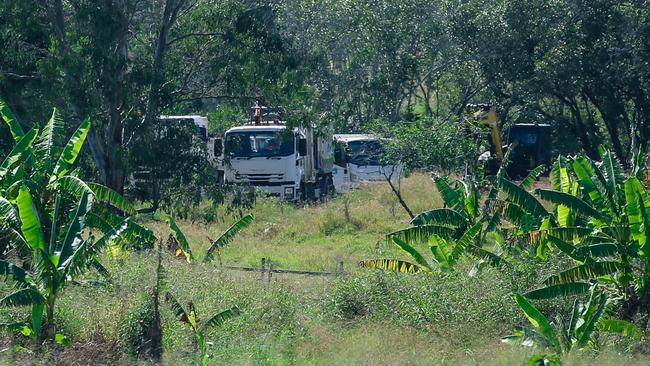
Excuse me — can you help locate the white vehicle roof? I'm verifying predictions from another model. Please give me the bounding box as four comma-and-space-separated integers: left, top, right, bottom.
333, 134, 378, 143
159, 115, 208, 128
225, 124, 289, 134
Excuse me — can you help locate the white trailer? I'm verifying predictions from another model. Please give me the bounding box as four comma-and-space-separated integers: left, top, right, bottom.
332, 134, 403, 190
215, 119, 338, 201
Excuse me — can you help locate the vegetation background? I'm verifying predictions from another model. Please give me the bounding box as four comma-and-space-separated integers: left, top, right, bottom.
2, 0, 650, 365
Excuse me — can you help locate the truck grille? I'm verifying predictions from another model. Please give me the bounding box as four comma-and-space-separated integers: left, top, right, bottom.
235, 173, 284, 185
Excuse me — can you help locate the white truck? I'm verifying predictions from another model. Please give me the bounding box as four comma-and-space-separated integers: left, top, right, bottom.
332, 134, 403, 189
214, 112, 338, 201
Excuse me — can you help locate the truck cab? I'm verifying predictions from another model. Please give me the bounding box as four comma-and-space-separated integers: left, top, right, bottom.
332, 134, 403, 189
217, 121, 337, 201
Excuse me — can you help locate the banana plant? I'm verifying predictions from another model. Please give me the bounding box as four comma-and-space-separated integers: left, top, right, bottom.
0, 188, 131, 338
165, 213, 253, 264
361, 171, 512, 273
166, 292, 240, 365
0, 102, 155, 338
503, 284, 640, 362
519, 148, 650, 316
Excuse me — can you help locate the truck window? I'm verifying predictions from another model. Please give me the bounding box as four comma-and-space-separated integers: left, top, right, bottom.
225, 131, 295, 158
348, 140, 384, 166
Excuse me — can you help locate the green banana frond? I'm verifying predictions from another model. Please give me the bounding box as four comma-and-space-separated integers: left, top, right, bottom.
387, 225, 455, 244
0, 288, 43, 307
204, 214, 253, 263
165, 292, 190, 324
0, 197, 18, 227
165, 215, 193, 263
575, 290, 607, 349
524, 282, 591, 300
50, 118, 90, 182
0, 260, 30, 285
512, 293, 561, 353
201, 306, 241, 331
545, 235, 583, 262
430, 234, 452, 269
520, 165, 546, 191
34, 108, 63, 171
58, 192, 93, 266
535, 189, 606, 221
596, 319, 642, 339
359, 259, 421, 273
0, 127, 38, 180
573, 243, 619, 258
0, 98, 25, 141
392, 237, 432, 271
543, 261, 622, 286
499, 178, 548, 219
624, 177, 650, 251
410, 208, 466, 227
16, 186, 45, 252
501, 202, 538, 231
598, 147, 625, 210
472, 246, 509, 269
502, 325, 552, 349
433, 177, 465, 214
450, 221, 483, 260
87, 182, 135, 216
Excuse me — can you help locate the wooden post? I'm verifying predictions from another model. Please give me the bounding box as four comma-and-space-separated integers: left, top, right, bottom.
337, 261, 344, 275
267, 261, 274, 288
260, 258, 266, 283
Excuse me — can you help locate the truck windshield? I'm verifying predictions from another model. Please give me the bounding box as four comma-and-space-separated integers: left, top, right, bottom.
348, 140, 384, 166
225, 131, 294, 158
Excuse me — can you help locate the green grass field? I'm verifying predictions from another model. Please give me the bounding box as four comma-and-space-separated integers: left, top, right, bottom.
1, 174, 648, 365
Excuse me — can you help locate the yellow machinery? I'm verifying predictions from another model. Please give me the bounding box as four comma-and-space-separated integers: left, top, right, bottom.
467, 104, 551, 177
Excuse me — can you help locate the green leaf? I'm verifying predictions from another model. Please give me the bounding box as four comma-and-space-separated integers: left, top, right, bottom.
543, 261, 622, 285
410, 208, 466, 227
0, 99, 25, 141
599, 148, 624, 211
429, 234, 452, 270
596, 319, 642, 339
434, 177, 465, 213
204, 214, 253, 263
35, 108, 63, 173
58, 192, 93, 266
392, 237, 432, 271
451, 221, 483, 260
499, 178, 548, 219
520, 165, 545, 190
51, 118, 90, 181
31, 303, 44, 336
87, 182, 135, 216
0, 127, 38, 179
165, 292, 189, 324
55, 333, 70, 347
524, 282, 591, 300
387, 224, 456, 244
165, 215, 193, 263
0, 197, 18, 227
576, 291, 608, 349
513, 293, 561, 353
0, 260, 30, 285
16, 186, 45, 252
201, 306, 241, 331
0, 288, 43, 307
535, 189, 606, 221
624, 177, 650, 252
545, 235, 583, 262
573, 243, 619, 258
359, 259, 421, 273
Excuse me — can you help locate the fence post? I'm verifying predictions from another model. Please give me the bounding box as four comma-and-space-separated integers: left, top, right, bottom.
260, 258, 266, 283
267, 260, 274, 288
337, 261, 344, 276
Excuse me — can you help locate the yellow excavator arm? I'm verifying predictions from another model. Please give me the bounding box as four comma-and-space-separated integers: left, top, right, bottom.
471, 108, 504, 163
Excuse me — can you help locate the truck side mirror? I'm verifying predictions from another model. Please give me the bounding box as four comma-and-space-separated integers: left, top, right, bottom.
298, 138, 307, 156
213, 139, 223, 156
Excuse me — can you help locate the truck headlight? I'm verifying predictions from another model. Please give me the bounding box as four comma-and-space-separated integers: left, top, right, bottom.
284, 187, 294, 198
